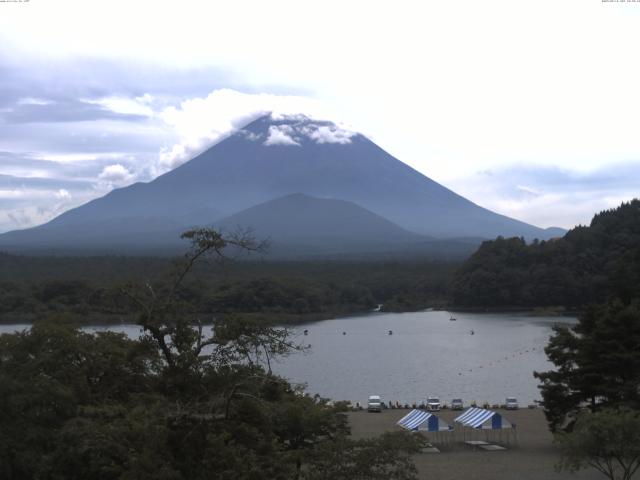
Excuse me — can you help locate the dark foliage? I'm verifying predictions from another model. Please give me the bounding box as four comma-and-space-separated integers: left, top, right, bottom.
556, 407, 640, 480
0, 228, 423, 479
0, 255, 457, 323
534, 299, 640, 432
452, 199, 640, 308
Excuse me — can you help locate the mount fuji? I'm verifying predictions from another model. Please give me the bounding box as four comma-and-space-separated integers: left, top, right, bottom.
0, 114, 563, 256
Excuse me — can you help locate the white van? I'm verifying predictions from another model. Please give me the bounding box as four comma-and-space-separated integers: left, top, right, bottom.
368, 395, 383, 412
426, 397, 441, 411
505, 397, 519, 410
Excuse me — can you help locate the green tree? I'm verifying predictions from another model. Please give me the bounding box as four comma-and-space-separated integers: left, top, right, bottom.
0, 320, 160, 479
0, 228, 422, 479
535, 300, 640, 431
302, 431, 424, 480
557, 408, 640, 480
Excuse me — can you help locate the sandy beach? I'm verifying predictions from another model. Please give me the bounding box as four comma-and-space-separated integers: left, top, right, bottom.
348, 408, 605, 480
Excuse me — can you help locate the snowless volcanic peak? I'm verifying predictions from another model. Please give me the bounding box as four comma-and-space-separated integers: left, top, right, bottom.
0, 112, 564, 254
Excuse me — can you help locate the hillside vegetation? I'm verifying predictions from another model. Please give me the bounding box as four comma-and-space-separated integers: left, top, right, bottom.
451, 199, 640, 308
0, 256, 456, 324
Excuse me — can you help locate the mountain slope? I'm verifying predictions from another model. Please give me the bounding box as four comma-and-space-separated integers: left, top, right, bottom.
0, 114, 563, 253
214, 193, 426, 256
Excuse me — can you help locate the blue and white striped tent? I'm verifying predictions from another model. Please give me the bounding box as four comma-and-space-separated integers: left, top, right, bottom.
397, 409, 452, 432
454, 407, 513, 430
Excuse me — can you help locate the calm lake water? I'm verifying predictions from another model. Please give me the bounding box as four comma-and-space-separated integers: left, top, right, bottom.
0, 310, 574, 406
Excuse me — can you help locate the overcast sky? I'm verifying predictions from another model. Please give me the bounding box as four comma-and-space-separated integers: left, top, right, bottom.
0, 0, 638, 233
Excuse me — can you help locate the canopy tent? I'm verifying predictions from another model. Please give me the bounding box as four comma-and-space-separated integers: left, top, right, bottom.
397, 409, 452, 445
454, 407, 513, 430
397, 409, 452, 432
454, 407, 517, 444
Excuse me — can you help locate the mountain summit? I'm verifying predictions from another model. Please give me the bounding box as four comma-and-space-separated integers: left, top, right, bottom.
0, 114, 562, 255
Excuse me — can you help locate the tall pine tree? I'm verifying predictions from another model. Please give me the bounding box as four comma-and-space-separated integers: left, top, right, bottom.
535, 299, 640, 431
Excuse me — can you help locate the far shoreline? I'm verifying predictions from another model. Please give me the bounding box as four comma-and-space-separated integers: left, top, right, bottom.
0, 305, 582, 327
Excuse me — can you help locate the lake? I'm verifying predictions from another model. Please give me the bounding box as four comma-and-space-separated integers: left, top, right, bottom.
0, 310, 573, 407
272, 310, 573, 407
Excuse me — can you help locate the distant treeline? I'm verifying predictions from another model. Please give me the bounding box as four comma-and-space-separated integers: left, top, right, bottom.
6, 199, 638, 322
0, 256, 457, 323
451, 199, 640, 308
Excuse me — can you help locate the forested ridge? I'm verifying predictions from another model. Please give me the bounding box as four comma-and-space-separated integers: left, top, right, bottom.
451, 199, 640, 308
0, 255, 456, 324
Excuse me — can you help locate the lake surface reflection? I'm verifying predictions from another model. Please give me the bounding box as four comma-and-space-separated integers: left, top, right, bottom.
0, 310, 573, 406
272, 310, 573, 406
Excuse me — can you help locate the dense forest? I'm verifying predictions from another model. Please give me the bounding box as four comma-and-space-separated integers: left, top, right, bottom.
0, 254, 456, 324
451, 199, 640, 309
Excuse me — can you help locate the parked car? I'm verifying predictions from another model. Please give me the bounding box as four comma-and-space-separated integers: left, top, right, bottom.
451, 398, 464, 410
426, 397, 441, 411
368, 395, 383, 412
505, 397, 519, 410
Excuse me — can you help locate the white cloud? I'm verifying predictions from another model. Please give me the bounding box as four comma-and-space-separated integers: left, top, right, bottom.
262, 120, 357, 146
87, 95, 155, 117
264, 125, 300, 146
0, 187, 78, 232
153, 91, 360, 160
0, 189, 34, 200
238, 130, 262, 141
515, 185, 542, 197
4, 204, 68, 230
17, 97, 52, 106
0, 188, 74, 201
154, 89, 335, 173
447, 163, 640, 229
97, 163, 135, 187
302, 124, 356, 144
55, 188, 71, 200
270, 112, 309, 122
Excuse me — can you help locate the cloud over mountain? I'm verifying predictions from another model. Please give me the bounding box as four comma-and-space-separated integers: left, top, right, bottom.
261, 119, 356, 147
154, 89, 346, 174
98, 164, 135, 188
264, 125, 300, 146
